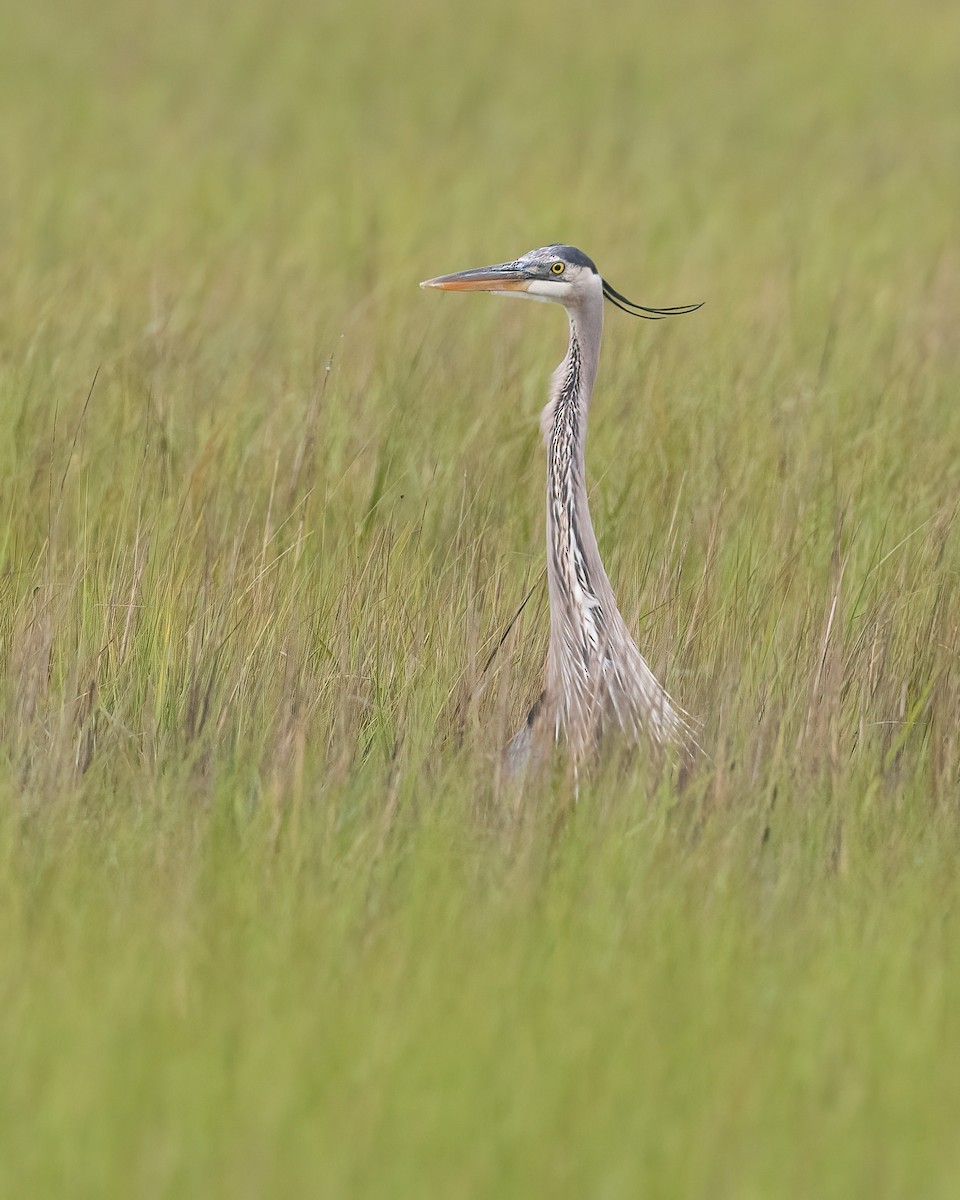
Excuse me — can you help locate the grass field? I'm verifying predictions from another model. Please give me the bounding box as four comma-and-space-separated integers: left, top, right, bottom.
3, 0, 960, 1194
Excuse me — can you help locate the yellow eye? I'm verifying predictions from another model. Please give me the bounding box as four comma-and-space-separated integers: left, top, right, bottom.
551, 262, 565, 275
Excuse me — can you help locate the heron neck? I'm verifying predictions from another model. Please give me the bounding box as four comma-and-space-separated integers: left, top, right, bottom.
542, 301, 602, 458
546, 311, 598, 516
543, 299, 611, 652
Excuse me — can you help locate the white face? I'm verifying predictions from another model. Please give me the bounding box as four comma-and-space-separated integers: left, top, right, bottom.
523, 269, 588, 305
511, 248, 599, 306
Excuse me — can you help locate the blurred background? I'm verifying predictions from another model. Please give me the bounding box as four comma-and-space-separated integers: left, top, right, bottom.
4, 0, 960, 594
3, 0, 960, 1195
4, 0, 958, 384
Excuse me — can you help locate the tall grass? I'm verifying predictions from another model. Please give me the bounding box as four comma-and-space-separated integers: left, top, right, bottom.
2, 0, 960, 1194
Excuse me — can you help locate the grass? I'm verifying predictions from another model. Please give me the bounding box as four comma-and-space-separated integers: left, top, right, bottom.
2, 0, 960, 1193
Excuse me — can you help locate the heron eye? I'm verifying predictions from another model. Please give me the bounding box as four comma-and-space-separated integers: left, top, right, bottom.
551, 262, 565, 275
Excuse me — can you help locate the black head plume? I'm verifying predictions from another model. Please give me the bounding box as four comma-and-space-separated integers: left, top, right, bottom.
602, 279, 703, 321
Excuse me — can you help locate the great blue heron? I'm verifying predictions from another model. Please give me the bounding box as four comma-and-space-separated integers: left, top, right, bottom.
421, 244, 700, 768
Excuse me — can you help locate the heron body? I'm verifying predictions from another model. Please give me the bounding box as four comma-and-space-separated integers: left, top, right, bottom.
421, 245, 699, 767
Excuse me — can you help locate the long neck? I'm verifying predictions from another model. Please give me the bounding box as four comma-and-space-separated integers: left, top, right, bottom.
542, 293, 615, 675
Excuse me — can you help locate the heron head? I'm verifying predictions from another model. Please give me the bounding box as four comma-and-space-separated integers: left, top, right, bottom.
421, 244, 702, 319
421, 245, 596, 306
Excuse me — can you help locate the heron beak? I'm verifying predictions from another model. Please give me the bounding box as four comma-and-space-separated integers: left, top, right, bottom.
420, 262, 530, 293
